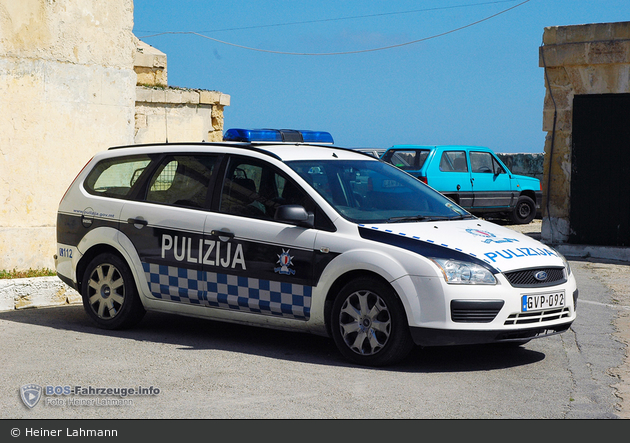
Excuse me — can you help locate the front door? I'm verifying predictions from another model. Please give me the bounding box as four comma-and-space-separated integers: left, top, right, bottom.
203, 156, 319, 320
430, 150, 473, 207
469, 151, 513, 210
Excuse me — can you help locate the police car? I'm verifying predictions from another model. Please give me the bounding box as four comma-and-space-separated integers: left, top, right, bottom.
55, 129, 577, 366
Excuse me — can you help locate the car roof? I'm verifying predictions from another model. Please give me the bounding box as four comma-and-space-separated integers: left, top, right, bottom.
106, 141, 378, 163
387, 145, 493, 152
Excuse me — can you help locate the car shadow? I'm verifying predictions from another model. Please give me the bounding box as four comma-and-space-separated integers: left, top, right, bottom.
0, 305, 546, 373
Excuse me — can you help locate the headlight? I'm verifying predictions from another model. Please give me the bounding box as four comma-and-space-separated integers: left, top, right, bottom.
548, 246, 571, 276
430, 258, 496, 285
559, 252, 572, 276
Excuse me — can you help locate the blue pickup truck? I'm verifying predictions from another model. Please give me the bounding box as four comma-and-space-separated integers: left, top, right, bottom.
381, 145, 542, 224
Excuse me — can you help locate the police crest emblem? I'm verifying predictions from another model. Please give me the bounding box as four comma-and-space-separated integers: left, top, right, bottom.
274, 249, 295, 275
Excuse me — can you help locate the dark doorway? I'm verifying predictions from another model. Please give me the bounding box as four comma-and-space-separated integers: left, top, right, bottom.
570, 93, 630, 246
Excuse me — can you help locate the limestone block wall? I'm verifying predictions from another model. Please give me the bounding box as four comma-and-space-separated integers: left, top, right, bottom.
0, 0, 136, 270
135, 87, 230, 144
539, 21, 630, 243
134, 39, 167, 87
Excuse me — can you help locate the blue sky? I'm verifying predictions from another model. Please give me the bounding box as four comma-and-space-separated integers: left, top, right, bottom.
133, 0, 629, 153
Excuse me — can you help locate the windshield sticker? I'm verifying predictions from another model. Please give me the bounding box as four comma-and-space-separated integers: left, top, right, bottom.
275, 249, 296, 275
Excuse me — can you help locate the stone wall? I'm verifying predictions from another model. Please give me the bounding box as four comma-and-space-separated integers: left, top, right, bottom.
0, 1, 230, 272
496, 153, 544, 183
135, 86, 230, 144
133, 39, 230, 144
0, 0, 136, 271
539, 21, 630, 243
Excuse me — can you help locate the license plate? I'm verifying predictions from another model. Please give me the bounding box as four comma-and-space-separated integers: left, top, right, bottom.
521, 291, 565, 312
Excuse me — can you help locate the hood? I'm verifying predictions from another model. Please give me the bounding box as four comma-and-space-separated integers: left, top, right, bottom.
358, 219, 564, 273
513, 174, 540, 189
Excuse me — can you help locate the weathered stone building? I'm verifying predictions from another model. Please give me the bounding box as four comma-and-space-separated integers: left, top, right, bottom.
540, 21, 630, 248
133, 40, 230, 144
0, 0, 229, 271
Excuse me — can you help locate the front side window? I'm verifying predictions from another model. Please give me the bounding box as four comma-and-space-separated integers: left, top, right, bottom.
470, 152, 504, 174
287, 159, 471, 224
84, 155, 152, 198
145, 155, 217, 208
220, 157, 313, 220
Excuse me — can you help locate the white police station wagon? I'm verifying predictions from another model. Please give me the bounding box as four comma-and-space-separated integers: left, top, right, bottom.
55, 129, 577, 366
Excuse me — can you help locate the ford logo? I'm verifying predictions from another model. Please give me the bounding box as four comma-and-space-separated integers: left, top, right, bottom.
534, 271, 548, 281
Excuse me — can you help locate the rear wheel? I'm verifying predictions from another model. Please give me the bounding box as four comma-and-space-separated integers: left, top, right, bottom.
330, 278, 414, 366
81, 253, 145, 330
510, 195, 536, 224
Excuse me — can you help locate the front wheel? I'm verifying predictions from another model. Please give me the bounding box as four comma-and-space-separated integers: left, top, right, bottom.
81, 253, 145, 330
510, 195, 536, 224
330, 278, 414, 366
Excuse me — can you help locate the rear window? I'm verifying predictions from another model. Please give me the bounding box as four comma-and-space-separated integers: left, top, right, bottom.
84, 155, 152, 198
383, 149, 430, 171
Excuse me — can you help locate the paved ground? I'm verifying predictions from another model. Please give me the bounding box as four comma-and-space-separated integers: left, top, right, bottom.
499, 219, 630, 419
1, 218, 628, 420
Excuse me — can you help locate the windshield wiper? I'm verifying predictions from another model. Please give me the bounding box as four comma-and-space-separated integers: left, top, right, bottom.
387, 214, 475, 223
387, 215, 430, 223
448, 214, 476, 220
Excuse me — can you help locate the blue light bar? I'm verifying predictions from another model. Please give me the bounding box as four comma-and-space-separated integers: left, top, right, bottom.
223, 128, 333, 144
299, 130, 334, 144
223, 128, 282, 142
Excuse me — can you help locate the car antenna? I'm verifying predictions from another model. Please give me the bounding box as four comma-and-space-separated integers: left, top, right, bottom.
164, 108, 169, 143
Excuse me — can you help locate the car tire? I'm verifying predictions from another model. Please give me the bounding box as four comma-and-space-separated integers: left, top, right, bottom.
330, 277, 414, 366
510, 195, 536, 224
81, 253, 145, 330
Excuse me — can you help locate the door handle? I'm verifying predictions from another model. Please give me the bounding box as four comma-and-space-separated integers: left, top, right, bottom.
127, 218, 148, 228
211, 229, 235, 239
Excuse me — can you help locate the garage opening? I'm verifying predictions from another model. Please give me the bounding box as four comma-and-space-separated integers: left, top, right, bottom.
570, 93, 630, 246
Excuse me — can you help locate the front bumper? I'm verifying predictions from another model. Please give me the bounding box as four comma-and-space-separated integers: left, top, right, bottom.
410, 320, 573, 347
394, 272, 578, 347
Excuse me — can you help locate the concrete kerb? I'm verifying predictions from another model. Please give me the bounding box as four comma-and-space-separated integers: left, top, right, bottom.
555, 244, 630, 263
0, 276, 81, 312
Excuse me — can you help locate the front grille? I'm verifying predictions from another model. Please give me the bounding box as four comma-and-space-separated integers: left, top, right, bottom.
504, 267, 566, 288
451, 300, 504, 323
504, 307, 571, 325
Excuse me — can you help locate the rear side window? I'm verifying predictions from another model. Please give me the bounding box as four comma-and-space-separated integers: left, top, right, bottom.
439, 151, 468, 172
145, 155, 217, 208
84, 155, 151, 198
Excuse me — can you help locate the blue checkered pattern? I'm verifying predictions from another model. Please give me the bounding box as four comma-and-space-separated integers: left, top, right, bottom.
142, 262, 311, 320
143, 262, 204, 305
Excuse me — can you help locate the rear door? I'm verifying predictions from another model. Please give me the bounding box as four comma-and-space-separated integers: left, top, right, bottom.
119, 154, 219, 305
469, 151, 514, 210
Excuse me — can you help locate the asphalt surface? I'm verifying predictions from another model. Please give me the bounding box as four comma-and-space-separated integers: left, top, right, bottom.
0, 220, 628, 420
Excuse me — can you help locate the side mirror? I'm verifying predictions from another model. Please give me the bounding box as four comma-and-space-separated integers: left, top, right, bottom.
274, 205, 314, 228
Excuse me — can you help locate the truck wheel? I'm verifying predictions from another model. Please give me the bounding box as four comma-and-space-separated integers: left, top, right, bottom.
330, 277, 414, 366
81, 253, 145, 330
510, 195, 536, 224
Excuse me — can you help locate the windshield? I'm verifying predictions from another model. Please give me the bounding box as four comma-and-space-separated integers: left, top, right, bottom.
286, 159, 472, 224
